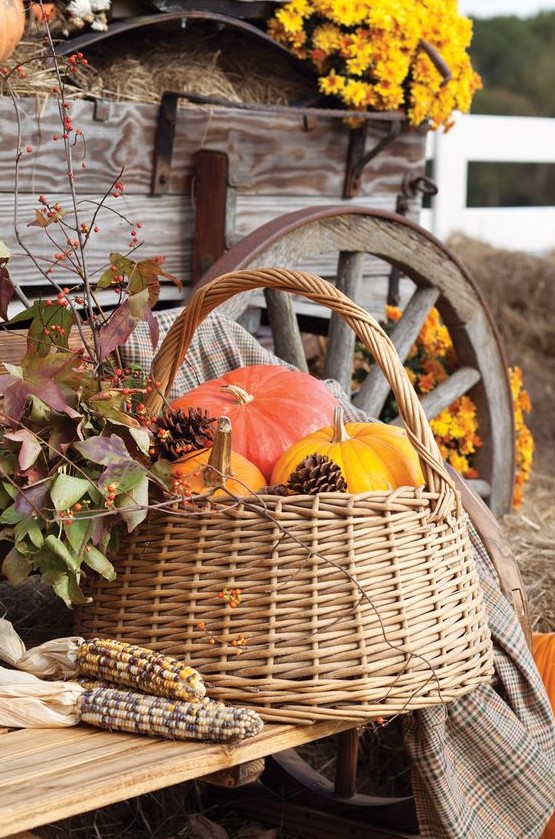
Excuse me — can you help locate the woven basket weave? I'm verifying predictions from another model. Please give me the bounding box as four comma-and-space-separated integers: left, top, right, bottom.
75, 268, 494, 724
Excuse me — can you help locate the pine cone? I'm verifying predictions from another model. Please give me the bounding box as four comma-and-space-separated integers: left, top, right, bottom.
286, 453, 348, 495
150, 407, 216, 462
257, 483, 290, 496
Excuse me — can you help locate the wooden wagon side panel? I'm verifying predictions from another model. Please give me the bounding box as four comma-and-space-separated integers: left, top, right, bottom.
0, 96, 427, 317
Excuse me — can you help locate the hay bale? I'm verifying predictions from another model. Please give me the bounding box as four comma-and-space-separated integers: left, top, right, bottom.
2, 22, 317, 107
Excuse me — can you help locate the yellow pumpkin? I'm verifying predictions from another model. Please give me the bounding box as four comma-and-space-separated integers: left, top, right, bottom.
270, 406, 425, 493
170, 415, 265, 498
0, 0, 25, 64
533, 633, 555, 839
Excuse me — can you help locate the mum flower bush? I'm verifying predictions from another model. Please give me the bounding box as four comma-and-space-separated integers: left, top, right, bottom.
353, 305, 534, 508
267, 0, 482, 130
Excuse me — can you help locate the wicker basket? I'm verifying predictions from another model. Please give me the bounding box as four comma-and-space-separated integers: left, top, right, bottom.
74, 268, 494, 724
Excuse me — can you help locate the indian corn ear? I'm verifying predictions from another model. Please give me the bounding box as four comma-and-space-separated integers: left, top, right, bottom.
76, 638, 206, 701
78, 687, 263, 743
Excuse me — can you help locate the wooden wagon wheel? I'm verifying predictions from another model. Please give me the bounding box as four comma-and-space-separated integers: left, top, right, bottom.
199, 205, 515, 519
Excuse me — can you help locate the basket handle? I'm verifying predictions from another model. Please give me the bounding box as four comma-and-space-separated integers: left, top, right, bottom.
144, 268, 457, 505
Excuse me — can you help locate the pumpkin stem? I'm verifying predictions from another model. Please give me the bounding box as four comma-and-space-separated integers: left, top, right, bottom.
331, 405, 351, 443
204, 416, 233, 486
220, 384, 255, 405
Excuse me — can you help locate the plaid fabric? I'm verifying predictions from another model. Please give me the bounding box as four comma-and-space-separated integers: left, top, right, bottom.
122, 310, 555, 839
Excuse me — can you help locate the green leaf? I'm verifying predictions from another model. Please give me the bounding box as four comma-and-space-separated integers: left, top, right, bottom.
0, 482, 14, 509
50, 474, 91, 511
51, 572, 91, 607
26, 518, 44, 549
96, 253, 133, 290
44, 534, 80, 570
151, 458, 171, 486
2, 546, 32, 585
116, 473, 149, 532
5, 301, 43, 326
0, 504, 28, 525
100, 460, 147, 495
63, 516, 90, 554
0, 240, 11, 261
83, 546, 116, 581
27, 301, 75, 356
14, 517, 44, 550
128, 426, 151, 455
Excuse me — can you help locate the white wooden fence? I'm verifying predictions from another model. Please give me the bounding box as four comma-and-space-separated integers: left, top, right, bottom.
421, 113, 555, 254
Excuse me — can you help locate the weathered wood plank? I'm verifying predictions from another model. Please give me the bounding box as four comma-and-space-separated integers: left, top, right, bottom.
1, 194, 415, 315
0, 719, 356, 838
0, 98, 426, 199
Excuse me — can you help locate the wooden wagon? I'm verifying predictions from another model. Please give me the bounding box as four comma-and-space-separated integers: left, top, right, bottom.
0, 9, 531, 838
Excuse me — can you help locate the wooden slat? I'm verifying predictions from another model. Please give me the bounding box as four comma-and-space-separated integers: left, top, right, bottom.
0, 98, 425, 198
354, 286, 440, 416
324, 251, 365, 393
390, 366, 482, 426
0, 720, 357, 838
1, 194, 415, 318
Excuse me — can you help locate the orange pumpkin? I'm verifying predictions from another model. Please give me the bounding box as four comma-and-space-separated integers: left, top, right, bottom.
271, 406, 425, 493
171, 365, 338, 481
30, 2, 57, 24
533, 632, 555, 703
170, 415, 265, 497
533, 633, 555, 839
0, 0, 25, 64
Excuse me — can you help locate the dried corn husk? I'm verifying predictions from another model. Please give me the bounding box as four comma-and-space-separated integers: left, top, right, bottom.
0, 619, 263, 741
0, 617, 80, 678
0, 618, 83, 726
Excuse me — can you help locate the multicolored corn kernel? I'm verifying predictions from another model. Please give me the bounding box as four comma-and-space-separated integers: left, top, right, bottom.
78, 687, 264, 743
76, 638, 206, 701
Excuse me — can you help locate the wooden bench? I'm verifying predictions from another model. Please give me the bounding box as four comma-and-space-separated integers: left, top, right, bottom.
1, 718, 367, 839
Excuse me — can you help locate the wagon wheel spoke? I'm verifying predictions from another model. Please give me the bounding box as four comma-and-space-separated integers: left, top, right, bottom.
389, 366, 482, 427
324, 250, 365, 393
353, 286, 441, 417
264, 288, 308, 373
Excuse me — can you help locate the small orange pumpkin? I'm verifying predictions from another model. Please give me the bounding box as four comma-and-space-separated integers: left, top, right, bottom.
30, 2, 57, 24
171, 365, 338, 481
0, 0, 25, 64
533, 632, 555, 839
270, 406, 425, 493
170, 415, 265, 498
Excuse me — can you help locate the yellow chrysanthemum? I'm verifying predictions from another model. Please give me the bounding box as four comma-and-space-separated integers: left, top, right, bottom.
319, 69, 346, 95
268, 0, 482, 130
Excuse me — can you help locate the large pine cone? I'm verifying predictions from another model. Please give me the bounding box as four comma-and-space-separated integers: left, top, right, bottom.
286, 453, 348, 495
150, 407, 216, 461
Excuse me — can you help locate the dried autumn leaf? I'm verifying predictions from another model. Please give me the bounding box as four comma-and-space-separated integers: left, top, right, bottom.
3, 429, 42, 471
27, 207, 65, 228
96, 289, 150, 361
0, 264, 14, 321
0, 352, 82, 422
